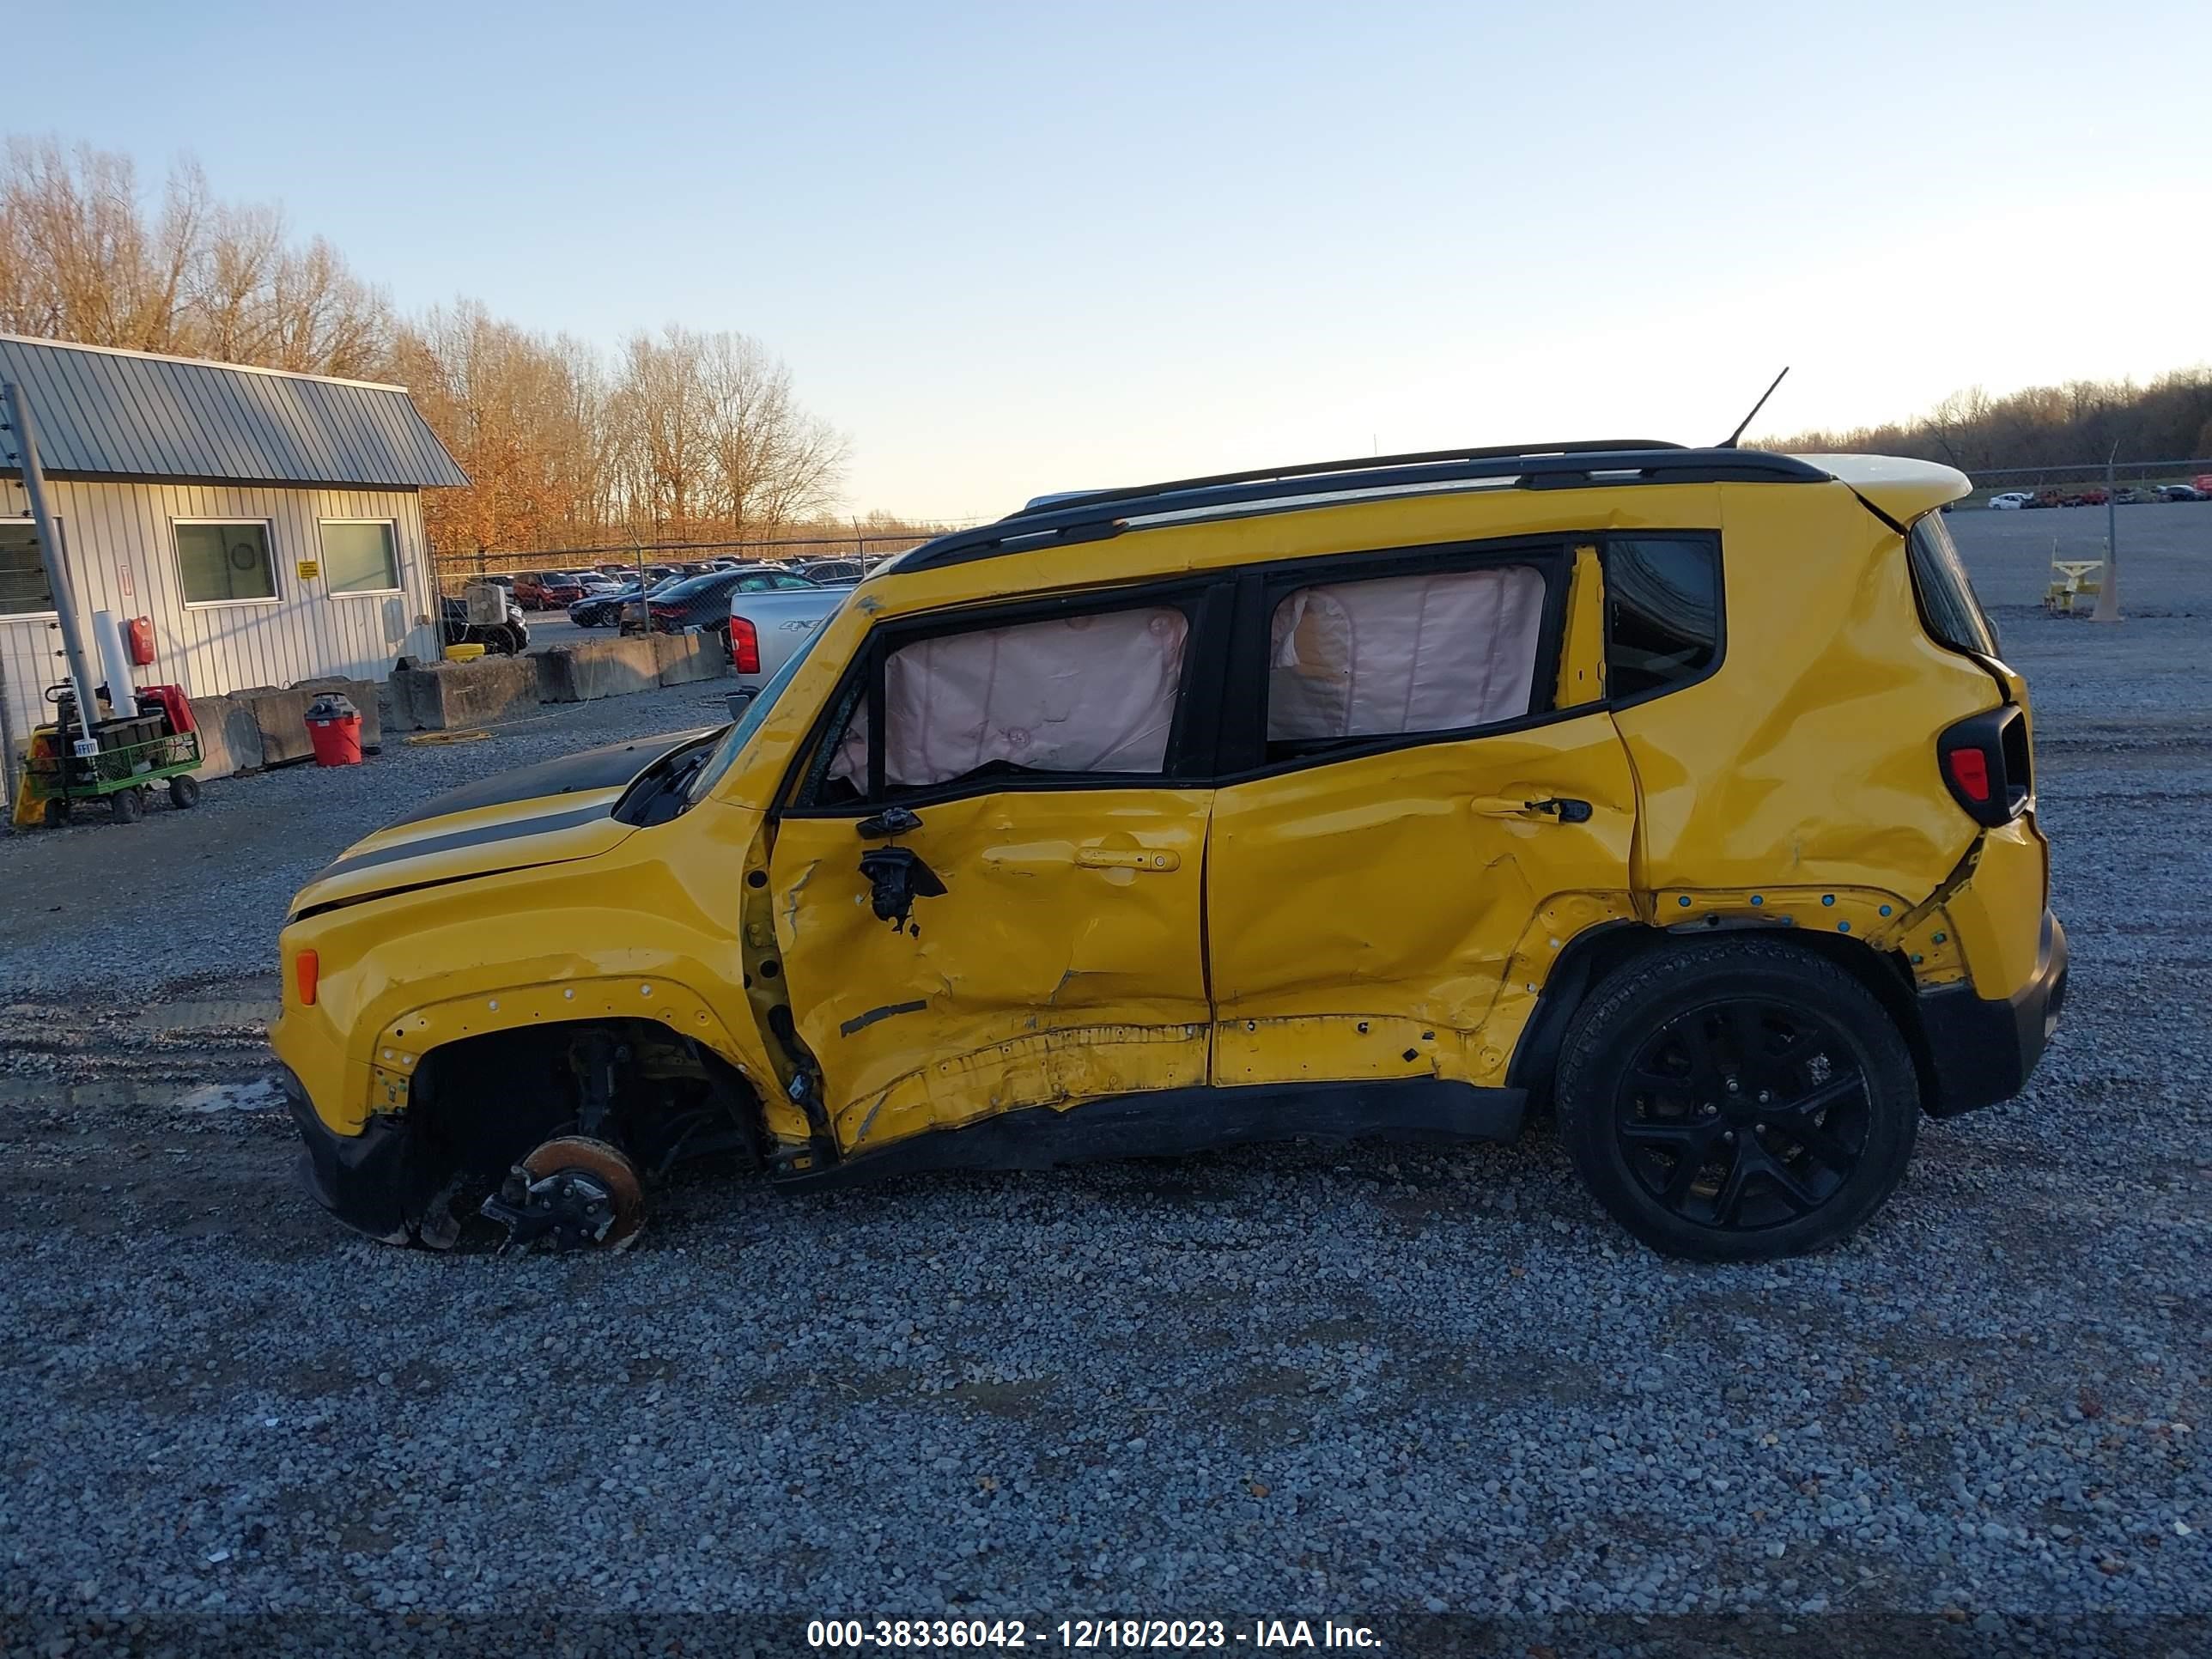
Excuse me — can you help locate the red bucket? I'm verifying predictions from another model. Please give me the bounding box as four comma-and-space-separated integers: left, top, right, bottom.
306, 696, 363, 768
307, 714, 362, 767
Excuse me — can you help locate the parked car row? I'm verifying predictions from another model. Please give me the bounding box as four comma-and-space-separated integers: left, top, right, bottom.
497, 556, 884, 611
448, 556, 887, 635
1989, 480, 2209, 509
567, 577, 676, 629
646, 564, 824, 642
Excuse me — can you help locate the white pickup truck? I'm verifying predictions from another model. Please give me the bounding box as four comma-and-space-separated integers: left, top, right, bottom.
726, 576, 858, 701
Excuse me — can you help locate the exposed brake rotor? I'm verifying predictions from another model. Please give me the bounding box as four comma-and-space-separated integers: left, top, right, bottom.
480, 1135, 646, 1253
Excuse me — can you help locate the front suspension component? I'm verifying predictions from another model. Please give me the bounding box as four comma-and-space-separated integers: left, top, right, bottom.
479, 1134, 646, 1252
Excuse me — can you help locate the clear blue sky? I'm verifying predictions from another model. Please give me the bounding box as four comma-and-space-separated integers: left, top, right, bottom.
29, 1, 2212, 520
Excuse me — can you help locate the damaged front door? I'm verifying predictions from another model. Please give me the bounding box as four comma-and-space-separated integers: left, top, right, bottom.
764, 586, 1222, 1162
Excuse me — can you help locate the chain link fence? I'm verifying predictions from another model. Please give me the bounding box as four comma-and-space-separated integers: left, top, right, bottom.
1956, 456, 2212, 506
429, 532, 927, 599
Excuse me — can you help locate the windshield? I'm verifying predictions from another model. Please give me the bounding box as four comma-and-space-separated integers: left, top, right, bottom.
683, 621, 834, 805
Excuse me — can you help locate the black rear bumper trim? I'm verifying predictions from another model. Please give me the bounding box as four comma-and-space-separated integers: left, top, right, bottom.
1916, 911, 2068, 1117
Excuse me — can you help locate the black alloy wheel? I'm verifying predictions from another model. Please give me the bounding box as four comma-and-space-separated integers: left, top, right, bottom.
1614, 997, 1870, 1231
1556, 942, 1919, 1261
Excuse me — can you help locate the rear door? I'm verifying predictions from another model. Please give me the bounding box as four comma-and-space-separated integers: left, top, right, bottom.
764, 579, 1229, 1158
1205, 538, 1641, 1094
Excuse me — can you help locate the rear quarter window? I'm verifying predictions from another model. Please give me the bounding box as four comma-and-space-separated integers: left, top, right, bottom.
1907, 513, 2000, 658
1603, 535, 1721, 701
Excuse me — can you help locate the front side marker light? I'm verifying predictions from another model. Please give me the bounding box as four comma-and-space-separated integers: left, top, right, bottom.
295, 949, 319, 1006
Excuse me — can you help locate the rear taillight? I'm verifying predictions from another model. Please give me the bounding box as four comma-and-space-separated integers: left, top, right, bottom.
1945, 747, 1990, 803
731, 616, 760, 673
1937, 706, 2031, 826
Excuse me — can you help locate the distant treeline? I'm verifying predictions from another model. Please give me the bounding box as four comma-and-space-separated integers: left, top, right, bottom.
1759, 368, 2212, 475
0, 137, 952, 557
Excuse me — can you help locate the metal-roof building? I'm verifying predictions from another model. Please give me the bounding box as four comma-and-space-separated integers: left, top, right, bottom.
0, 334, 467, 750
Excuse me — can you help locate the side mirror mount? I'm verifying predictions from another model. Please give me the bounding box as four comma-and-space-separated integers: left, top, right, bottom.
858, 846, 945, 934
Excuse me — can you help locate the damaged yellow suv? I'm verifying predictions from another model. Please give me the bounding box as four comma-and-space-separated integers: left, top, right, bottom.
273, 440, 2064, 1261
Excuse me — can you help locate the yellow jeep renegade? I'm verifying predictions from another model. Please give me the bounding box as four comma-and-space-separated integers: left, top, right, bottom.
273, 440, 2065, 1261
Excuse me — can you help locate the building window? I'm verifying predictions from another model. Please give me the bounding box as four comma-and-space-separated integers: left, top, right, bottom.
175, 521, 277, 605
320, 520, 402, 594
0, 519, 57, 617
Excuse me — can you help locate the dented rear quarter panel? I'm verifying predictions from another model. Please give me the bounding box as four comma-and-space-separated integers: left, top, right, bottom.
1617, 484, 1996, 901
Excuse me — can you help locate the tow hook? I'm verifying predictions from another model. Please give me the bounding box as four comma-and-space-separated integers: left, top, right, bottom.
479, 1135, 646, 1253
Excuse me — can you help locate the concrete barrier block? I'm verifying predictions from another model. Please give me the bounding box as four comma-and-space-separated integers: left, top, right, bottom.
234, 687, 316, 767
187, 695, 265, 780
653, 632, 726, 687
537, 637, 661, 703
387, 655, 541, 732
292, 676, 384, 753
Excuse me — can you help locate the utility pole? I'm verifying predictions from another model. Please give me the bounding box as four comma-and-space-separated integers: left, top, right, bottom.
2093, 439, 2121, 623
1, 382, 101, 750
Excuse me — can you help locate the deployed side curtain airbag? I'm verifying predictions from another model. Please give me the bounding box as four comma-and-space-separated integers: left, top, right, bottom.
833, 607, 1188, 788
1267, 564, 1547, 741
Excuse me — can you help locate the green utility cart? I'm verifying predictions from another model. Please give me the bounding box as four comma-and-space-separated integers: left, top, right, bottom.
23, 716, 204, 826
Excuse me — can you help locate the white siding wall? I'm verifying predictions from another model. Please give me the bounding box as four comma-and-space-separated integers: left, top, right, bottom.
0, 480, 441, 744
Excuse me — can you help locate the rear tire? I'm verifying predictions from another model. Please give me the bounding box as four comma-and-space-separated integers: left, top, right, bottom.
168, 775, 202, 809
1555, 941, 1919, 1261
110, 787, 143, 825
43, 798, 70, 828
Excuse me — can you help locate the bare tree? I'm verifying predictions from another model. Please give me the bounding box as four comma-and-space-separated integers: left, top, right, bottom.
0, 136, 388, 376
394, 301, 607, 556
0, 137, 195, 348
607, 327, 714, 539
698, 331, 848, 537
1765, 368, 2212, 474
4, 134, 860, 556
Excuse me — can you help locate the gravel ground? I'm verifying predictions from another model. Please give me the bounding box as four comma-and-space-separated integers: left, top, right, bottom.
3, 513, 2209, 1656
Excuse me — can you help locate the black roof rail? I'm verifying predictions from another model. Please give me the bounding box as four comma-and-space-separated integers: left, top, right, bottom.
1002, 438, 1689, 520
899, 445, 1831, 572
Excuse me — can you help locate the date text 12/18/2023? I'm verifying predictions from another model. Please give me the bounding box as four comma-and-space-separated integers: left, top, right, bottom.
806, 1618, 1382, 1650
